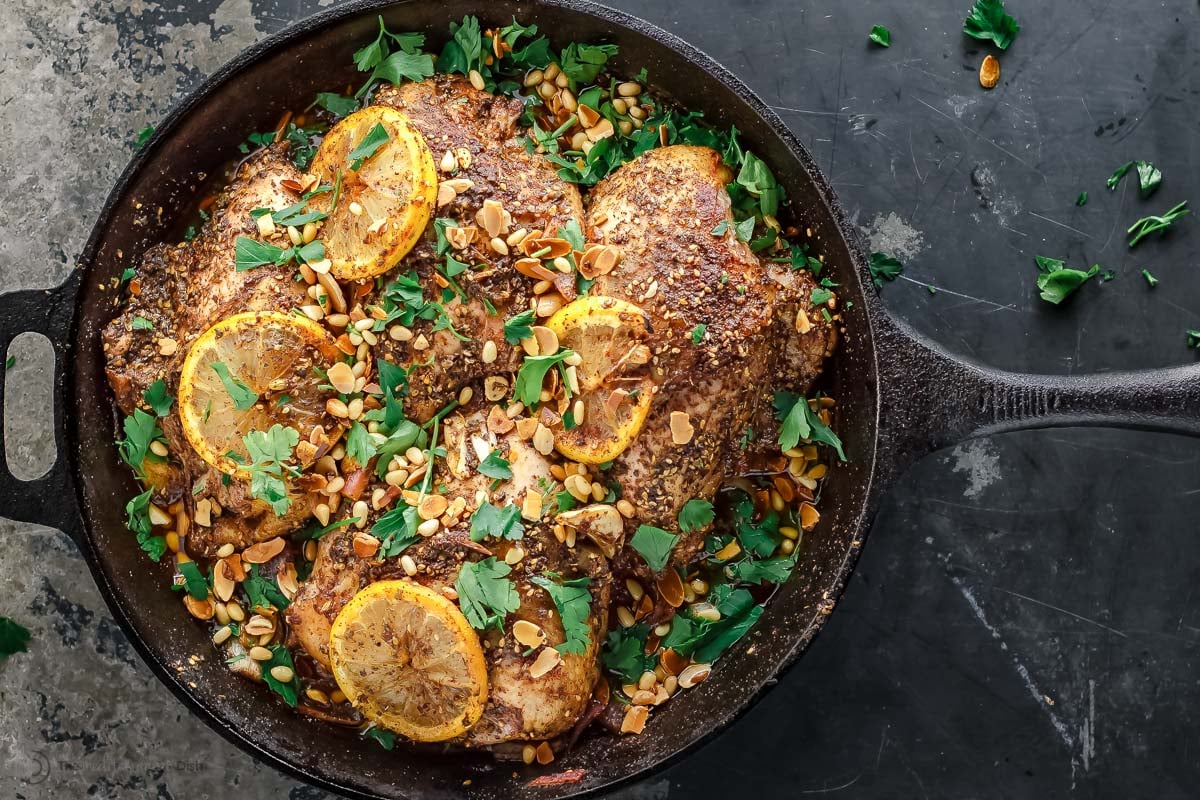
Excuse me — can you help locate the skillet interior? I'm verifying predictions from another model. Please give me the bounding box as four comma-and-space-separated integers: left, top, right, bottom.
70, 0, 881, 796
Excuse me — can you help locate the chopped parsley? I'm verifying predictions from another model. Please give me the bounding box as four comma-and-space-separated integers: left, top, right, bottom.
601, 623, 655, 682
347, 122, 391, 170
1127, 201, 1189, 248
244, 564, 291, 610
963, 0, 1020, 50
262, 645, 300, 706
177, 561, 209, 600
660, 583, 763, 664
234, 235, 325, 272
1034, 255, 1099, 304
1143, 269, 1158, 288
503, 309, 536, 345
629, 525, 678, 572
0, 617, 31, 660
678, 498, 716, 534
773, 392, 846, 461
690, 323, 707, 345
135, 125, 155, 148
1075, 191, 1088, 206
810, 287, 834, 306
210, 362, 258, 410
124, 488, 167, 562
363, 726, 397, 750
239, 425, 300, 516
1108, 160, 1162, 197
131, 316, 154, 331
143, 379, 173, 417
4, 355, 13, 370
477, 450, 513, 480
1188, 330, 1200, 350
513, 350, 576, 407
370, 504, 421, 557
868, 25, 891, 47
455, 557, 520, 631
530, 574, 593, 655
312, 91, 358, 119
868, 251, 904, 288
117, 409, 164, 477
469, 501, 525, 542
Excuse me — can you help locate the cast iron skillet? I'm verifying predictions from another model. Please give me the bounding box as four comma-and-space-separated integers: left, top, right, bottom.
4, 1, 1200, 797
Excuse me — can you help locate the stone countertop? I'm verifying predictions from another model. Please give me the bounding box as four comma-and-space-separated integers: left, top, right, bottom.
2, 0, 1198, 797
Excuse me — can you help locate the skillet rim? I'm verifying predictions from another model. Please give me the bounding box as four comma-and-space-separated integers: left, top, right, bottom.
67, 0, 884, 796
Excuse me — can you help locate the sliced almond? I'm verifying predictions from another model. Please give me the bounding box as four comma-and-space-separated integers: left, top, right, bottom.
444, 177, 474, 193
480, 199, 505, 238
487, 404, 515, 434
532, 325, 559, 356
244, 613, 276, 637
436, 182, 457, 207
529, 646, 562, 678
445, 224, 475, 250
630, 689, 657, 706
513, 619, 546, 648
520, 237, 572, 259
577, 104, 601, 128
212, 560, 236, 602
418, 494, 449, 520
578, 244, 622, 279
183, 595, 214, 620
669, 411, 695, 445
678, 663, 712, 689
514, 257, 560, 282
484, 376, 509, 402
326, 361, 356, 394
515, 416, 540, 440
521, 488, 543, 521
657, 567, 684, 607
532, 423, 555, 455
799, 501, 820, 530
242, 537, 285, 564
585, 118, 615, 142
557, 503, 625, 558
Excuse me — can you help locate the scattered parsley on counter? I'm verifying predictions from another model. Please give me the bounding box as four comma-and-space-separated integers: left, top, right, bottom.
1075, 191, 1088, 206
1188, 330, 1200, 350
868, 251, 904, 288
1034, 256, 1099, 304
1108, 160, 1162, 197
963, 0, 1020, 50
0, 617, 31, 660
1128, 201, 1189, 248
135, 125, 155, 149
1143, 269, 1158, 288
868, 25, 891, 47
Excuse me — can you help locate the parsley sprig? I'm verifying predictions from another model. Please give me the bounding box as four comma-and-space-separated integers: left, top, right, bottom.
455, 557, 521, 631
963, 0, 1020, 50
773, 392, 846, 461
530, 574, 593, 655
1127, 201, 1189, 248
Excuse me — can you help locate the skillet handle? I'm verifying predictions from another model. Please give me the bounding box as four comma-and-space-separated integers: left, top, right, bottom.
0, 273, 85, 543
874, 313, 1200, 485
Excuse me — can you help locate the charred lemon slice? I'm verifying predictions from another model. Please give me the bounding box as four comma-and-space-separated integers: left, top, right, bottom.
546, 296, 657, 464
329, 580, 489, 742
178, 311, 341, 475
310, 106, 437, 281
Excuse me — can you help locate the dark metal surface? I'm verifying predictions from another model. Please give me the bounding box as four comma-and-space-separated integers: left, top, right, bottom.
2, 0, 1199, 797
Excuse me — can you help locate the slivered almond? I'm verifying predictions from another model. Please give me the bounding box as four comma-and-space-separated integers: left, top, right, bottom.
657, 567, 684, 607
521, 237, 572, 258
630, 689, 657, 706
513, 619, 546, 648
529, 646, 562, 678
585, 118, 615, 142
577, 244, 622, 279
445, 224, 475, 250
194, 498, 212, 527
436, 182, 457, 207
479, 199, 505, 238
326, 361, 356, 394
242, 537, 285, 564
669, 411, 695, 445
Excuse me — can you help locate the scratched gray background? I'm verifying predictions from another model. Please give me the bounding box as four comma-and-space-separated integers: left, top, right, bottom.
2, 0, 1198, 797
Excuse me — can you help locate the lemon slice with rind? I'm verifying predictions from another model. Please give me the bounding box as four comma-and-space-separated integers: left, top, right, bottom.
546, 296, 657, 464
177, 311, 341, 475
309, 106, 437, 281
329, 580, 489, 742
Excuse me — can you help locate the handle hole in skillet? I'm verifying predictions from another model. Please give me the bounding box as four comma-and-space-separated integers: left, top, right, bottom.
4, 332, 56, 481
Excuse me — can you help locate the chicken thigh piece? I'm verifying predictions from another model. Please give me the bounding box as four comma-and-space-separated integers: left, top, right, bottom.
102, 146, 319, 553
370, 76, 585, 422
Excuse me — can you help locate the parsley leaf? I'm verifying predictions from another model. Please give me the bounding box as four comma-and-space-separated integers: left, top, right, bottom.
241, 425, 299, 516
810, 287, 834, 306
210, 362, 259, 411
177, 561, 209, 600
630, 525, 678, 572
262, 645, 300, 706
530, 574, 593, 655
868, 251, 904, 288
513, 350, 575, 407
735, 152, 782, 218
143, 379, 173, 417
455, 557, 521, 631
1106, 161, 1133, 190
503, 309, 536, 345
348, 122, 391, 170
1034, 255, 1100, 303
1128, 201, 1189, 248
118, 409, 164, 477
661, 584, 763, 664
963, 0, 1020, 50
469, 501, 525, 542
363, 726, 397, 750
313, 92, 358, 119
344, 421, 377, 468
690, 323, 707, 345
371, 503, 421, 557
601, 623, 655, 682
773, 392, 846, 461
1136, 161, 1163, 197
234, 236, 285, 271
0, 617, 31, 659
678, 498, 715, 534
559, 42, 619, 85
478, 450, 513, 480
125, 488, 167, 562
135, 125, 155, 148
868, 25, 891, 47
244, 564, 291, 611
354, 18, 434, 97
